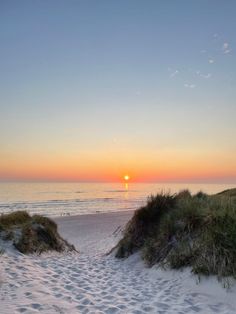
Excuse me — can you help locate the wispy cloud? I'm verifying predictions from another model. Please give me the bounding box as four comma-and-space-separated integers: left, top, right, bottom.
222, 42, 231, 54
170, 33, 232, 91
201, 73, 212, 79
170, 70, 179, 78
184, 83, 196, 89
196, 71, 212, 79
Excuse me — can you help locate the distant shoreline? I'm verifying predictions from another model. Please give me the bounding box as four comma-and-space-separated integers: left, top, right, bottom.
54, 209, 134, 222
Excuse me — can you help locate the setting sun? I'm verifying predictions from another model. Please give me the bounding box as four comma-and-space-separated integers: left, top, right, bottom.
124, 175, 130, 181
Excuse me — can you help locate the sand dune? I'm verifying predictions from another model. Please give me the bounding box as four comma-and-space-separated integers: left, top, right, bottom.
1, 210, 236, 313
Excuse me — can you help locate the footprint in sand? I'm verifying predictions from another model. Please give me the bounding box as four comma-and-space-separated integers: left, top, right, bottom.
31, 303, 42, 309
17, 307, 28, 313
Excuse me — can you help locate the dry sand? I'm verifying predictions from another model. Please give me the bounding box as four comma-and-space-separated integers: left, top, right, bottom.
1, 210, 236, 313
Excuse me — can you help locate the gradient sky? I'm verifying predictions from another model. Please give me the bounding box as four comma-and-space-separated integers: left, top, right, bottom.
1, 0, 236, 182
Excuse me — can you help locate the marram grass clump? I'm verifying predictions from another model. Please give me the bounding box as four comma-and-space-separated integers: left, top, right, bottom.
0, 211, 75, 254
0, 211, 31, 229
115, 188, 236, 280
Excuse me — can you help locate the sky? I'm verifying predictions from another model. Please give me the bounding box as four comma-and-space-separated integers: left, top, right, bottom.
0, 0, 236, 183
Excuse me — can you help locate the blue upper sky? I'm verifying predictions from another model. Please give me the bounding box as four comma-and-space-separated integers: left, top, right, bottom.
1, 0, 236, 182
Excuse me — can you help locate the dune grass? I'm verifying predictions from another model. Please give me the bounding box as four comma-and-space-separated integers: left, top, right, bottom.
0, 211, 75, 254
0, 211, 31, 230
115, 188, 236, 280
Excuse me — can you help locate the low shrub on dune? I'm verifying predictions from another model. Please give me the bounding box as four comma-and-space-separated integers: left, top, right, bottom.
115, 188, 236, 281
115, 193, 176, 258
217, 188, 236, 197
0, 211, 31, 229
0, 211, 75, 254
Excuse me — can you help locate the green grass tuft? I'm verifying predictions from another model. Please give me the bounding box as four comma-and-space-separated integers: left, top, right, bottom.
0, 211, 75, 255
0, 211, 31, 230
115, 188, 236, 281
115, 193, 176, 258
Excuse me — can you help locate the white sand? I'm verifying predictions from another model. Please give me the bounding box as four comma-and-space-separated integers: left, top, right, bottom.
1, 210, 236, 313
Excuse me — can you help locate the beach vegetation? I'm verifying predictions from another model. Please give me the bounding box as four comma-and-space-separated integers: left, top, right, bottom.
0, 211, 75, 255
115, 188, 236, 281
0, 211, 31, 229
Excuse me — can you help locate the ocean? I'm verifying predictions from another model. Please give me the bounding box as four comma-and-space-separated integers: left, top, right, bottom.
0, 182, 235, 217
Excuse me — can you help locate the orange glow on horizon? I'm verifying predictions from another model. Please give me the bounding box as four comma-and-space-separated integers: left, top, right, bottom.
1, 148, 236, 183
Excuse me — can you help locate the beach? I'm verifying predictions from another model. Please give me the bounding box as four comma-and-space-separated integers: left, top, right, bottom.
1, 210, 236, 313
1, 1, 236, 312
